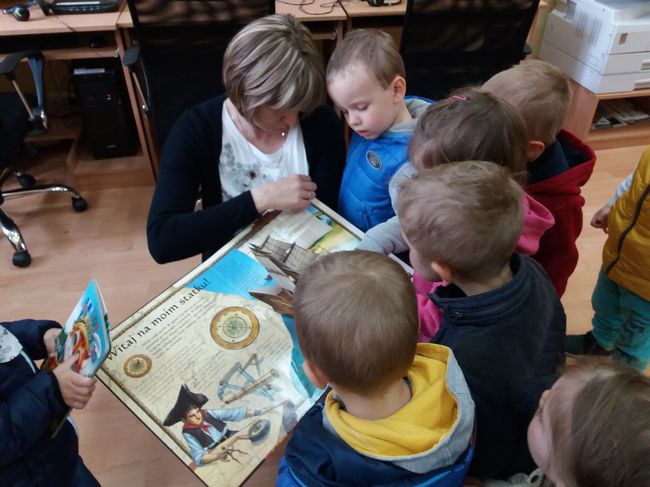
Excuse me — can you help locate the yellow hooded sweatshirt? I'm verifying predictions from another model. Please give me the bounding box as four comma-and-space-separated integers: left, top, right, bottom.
602, 147, 650, 301
324, 343, 474, 473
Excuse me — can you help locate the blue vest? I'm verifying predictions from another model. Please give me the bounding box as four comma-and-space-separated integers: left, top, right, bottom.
338, 130, 412, 232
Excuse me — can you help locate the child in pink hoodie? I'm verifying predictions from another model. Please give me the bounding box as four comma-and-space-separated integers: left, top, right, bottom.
405, 88, 554, 341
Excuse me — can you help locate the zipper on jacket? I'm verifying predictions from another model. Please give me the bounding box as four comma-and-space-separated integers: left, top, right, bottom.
446, 298, 520, 321
606, 185, 650, 275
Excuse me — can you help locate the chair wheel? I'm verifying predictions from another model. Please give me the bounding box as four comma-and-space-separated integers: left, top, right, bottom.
72, 197, 88, 212
17, 173, 36, 188
12, 250, 31, 267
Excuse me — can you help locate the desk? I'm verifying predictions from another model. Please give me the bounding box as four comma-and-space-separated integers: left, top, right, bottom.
338, 0, 547, 53
0, 1, 156, 190
275, 0, 346, 42
337, 0, 406, 50
339, 0, 405, 18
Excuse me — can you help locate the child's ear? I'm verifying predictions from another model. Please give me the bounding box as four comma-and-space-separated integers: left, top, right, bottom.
391, 75, 407, 102
303, 360, 329, 389
431, 261, 453, 284
527, 140, 546, 161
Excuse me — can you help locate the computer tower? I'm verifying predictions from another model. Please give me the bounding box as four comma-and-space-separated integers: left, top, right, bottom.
72, 62, 137, 159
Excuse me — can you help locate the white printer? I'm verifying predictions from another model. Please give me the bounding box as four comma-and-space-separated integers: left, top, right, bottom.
539, 0, 650, 93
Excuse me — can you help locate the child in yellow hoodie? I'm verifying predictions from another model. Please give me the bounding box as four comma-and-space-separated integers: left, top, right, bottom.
566, 147, 650, 372
277, 251, 475, 486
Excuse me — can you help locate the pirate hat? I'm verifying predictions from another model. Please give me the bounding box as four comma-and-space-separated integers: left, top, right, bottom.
163, 384, 209, 426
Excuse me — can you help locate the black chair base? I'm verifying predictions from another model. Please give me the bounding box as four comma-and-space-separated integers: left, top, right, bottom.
1, 169, 88, 267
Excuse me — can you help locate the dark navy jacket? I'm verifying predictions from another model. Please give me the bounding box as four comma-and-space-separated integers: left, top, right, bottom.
0, 320, 79, 487
430, 254, 566, 479
278, 404, 474, 487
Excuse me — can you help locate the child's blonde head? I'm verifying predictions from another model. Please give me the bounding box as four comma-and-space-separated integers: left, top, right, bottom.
540, 359, 650, 487
223, 14, 325, 123
294, 251, 418, 395
409, 88, 528, 179
326, 29, 405, 88
399, 161, 523, 282
483, 60, 572, 145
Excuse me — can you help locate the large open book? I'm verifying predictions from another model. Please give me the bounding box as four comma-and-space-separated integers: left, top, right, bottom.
97, 201, 361, 486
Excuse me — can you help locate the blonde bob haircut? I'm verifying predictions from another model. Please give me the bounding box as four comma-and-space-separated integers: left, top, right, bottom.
223, 14, 326, 123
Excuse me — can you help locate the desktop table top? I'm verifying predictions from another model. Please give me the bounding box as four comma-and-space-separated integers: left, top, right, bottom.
275, 0, 347, 22
339, 0, 406, 18
0, 0, 122, 36
2, 0, 398, 37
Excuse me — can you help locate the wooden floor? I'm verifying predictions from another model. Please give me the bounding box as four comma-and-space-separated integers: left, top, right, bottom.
0, 143, 646, 486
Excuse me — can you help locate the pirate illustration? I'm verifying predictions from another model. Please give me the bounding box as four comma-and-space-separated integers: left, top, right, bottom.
163, 385, 273, 466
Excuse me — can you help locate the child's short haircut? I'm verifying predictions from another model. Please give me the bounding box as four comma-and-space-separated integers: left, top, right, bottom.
548, 359, 650, 487
223, 14, 325, 123
294, 251, 417, 395
410, 88, 528, 179
483, 60, 572, 145
326, 29, 405, 88
399, 161, 523, 281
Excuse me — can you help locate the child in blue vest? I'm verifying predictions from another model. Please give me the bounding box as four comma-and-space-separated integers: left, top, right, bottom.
327, 29, 430, 232
277, 251, 475, 486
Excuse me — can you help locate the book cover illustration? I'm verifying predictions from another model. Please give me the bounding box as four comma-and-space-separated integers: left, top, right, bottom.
98, 201, 361, 487
43, 279, 111, 377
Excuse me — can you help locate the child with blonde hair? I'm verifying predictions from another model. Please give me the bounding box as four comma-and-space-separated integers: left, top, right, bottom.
327, 28, 430, 233
483, 60, 596, 297
359, 88, 555, 342
359, 88, 554, 259
277, 251, 475, 486
399, 161, 566, 479
483, 359, 650, 486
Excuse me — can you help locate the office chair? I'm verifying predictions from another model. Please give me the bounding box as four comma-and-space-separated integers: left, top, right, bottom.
400, 0, 540, 100
123, 0, 275, 153
0, 51, 88, 268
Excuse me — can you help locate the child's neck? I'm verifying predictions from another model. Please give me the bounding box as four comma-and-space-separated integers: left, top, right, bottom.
392, 101, 412, 127
335, 378, 412, 421
454, 261, 513, 296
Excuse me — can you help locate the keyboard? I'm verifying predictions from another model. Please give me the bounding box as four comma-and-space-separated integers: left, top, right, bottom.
48, 0, 119, 14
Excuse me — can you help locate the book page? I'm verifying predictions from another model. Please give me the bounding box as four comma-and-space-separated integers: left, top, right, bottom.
98, 201, 361, 486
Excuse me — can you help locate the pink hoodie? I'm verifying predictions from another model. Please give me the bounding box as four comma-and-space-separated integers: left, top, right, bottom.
415, 193, 554, 342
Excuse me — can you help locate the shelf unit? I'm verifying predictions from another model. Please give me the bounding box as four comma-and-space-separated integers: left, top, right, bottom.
564, 80, 650, 151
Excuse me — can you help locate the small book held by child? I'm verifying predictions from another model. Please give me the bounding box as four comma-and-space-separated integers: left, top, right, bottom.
42, 279, 111, 436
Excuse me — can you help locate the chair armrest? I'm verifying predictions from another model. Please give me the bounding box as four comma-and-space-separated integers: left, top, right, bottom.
0, 51, 43, 79
122, 46, 140, 70
121, 46, 150, 115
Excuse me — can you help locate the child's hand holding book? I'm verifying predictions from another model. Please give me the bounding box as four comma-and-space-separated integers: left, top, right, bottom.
52, 353, 97, 410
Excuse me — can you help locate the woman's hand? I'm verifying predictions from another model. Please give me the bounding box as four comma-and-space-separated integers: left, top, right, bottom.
251, 174, 317, 213
52, 353, 97, 409
591, 204, 611, 233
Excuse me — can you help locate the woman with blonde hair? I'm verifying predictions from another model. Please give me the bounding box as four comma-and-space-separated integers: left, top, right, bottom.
147, 14, 345, 263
